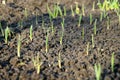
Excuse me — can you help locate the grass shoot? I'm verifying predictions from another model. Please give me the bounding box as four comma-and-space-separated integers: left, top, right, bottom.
29, 25, 33, 41
32, 53, 42, 74
78, 14, 82, 27
71, 5, 75, 17
111, 52, 115, 72
46, 29, 49, 53
94, 19, 97, 35
17, 34, 21, 57
94, 63, 101, 80
58, 52, 62, 68
90, 13, 93, 25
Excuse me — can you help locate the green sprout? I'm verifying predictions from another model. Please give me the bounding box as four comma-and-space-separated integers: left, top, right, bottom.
90, 13, 93, 25
92, 1, 95, 11
82, 4, 85, 16
82, 27, 84, 40
46, 30, 49, 53
47, 3, 61, 18
24, 8, 28, 19
17, 34, 21, 57
58, 52, 61, 68
91, 34, 94, 48
111, 52, 115, 72
63, 6, 66, 16
75, 2, 80, 15
60, 31, 64, 45
94, 63, 101, 80
97, 0, 119, 11
0, 22, 4, 36
94, 19, 97, 35
71, 5, 75, 17
61, 18, 65, 32
78, 14, 82, 27
32, 53, 42, 74
29, 25, 33, 41
100, 12, 103, 22
4, 26, 11, 44
51, 22, 55, 35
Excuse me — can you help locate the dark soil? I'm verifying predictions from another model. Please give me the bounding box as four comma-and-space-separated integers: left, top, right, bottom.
0, 0, 120, 80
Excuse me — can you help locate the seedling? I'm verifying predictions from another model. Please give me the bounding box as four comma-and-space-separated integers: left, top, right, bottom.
94, 63, 101, 80
17, 34, 21, 57
47, 3, 61, 18
29, 25, 33, 41
51, 22, 55, 35
91, 34, 94, 48
97, 0, 119, 11
75, 2, 80, 15
24, 8, 28, 19
78, 14, 82, 27
71, 5, 75, 17
90, 13, 93, 25
94, 19, 97, 35
4, 26, 11, 44
111, 52, 115, 72
32, 53, 42, 74
82, 4, 85, 16
63, 6, 66, 16
92, 1, 95, 11
58, 52, 61, 68
100, 12, 103, 22
46, 30, 49, 53
82, 27, 84, 40
107, 16, 110, 30
60, 31, 64, 45
61, 18, 65, 32
0, 22, 4, 36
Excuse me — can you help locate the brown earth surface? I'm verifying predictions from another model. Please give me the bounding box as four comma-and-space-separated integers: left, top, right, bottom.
0, 0, 120, 80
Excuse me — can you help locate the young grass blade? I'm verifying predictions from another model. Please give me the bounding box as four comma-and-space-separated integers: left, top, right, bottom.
63, 6, 66, 16
58, 52, 61, 68
78, 14, 82, 27
94, 63, 101, 80
111, 52, 115, 72
92, 1, 95, 11
4, 26, 10, 44
90, 13, 93, 25
75, 2, 80, 15
46, 30, 49, 53
32, 53, 42, 74
94, 19, 97, 35
82, 4, 85, 16
71, 5, 75, 17
17, 34, 21, 57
